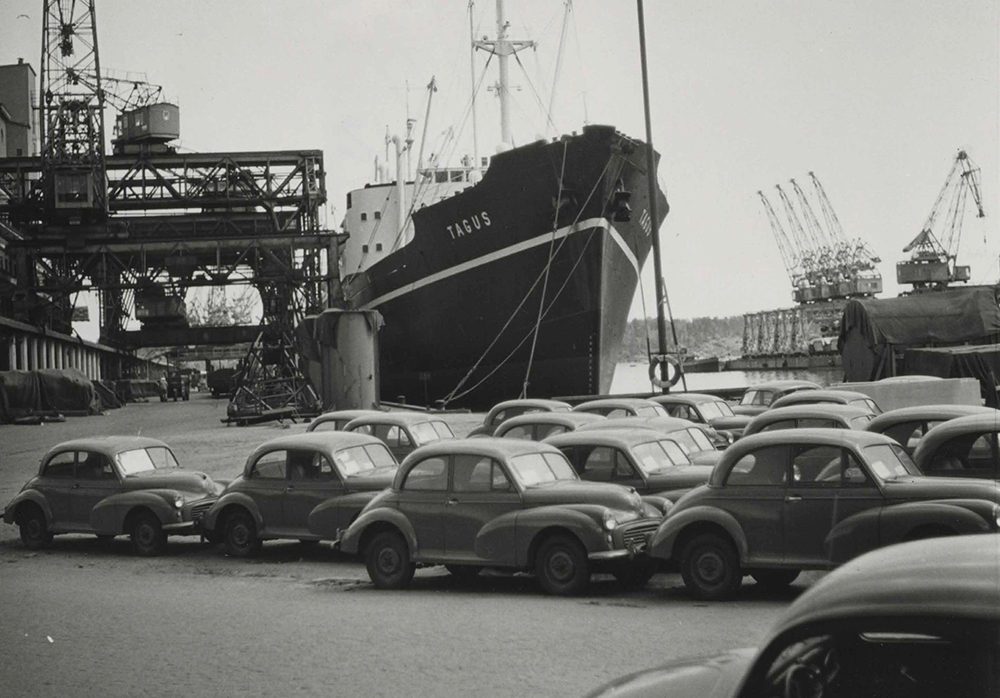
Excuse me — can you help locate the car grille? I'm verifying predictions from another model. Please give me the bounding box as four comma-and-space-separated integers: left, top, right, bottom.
620, 519, 659, 549
189, 500, 215, 523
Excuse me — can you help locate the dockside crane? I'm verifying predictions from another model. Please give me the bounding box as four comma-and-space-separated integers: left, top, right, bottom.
808, 172, 881, 286
758, 190, 804, 291
898, 150, 985, 290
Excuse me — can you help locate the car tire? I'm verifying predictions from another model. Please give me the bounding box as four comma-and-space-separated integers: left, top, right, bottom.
445, 564, 483, 582
750, 569, 799, 589
365, 530, 415, 589
130, 512, 167, 556
224, 510, 262, 558
680, 532, 741, 601
18, 504, 53, 550
535, 534, 590, 596
613, 561, 657, 588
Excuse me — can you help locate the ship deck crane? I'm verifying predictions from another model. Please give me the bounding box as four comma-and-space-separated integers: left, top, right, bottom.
898, 150, 984, 290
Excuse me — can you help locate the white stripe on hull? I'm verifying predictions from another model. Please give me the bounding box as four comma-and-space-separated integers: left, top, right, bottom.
360, 216, 639, 310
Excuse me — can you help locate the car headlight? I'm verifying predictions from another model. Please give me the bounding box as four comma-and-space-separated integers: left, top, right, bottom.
602, 510, 618, 531
173, 496, 184, 509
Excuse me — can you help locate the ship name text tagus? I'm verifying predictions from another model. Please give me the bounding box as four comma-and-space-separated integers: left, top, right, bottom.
446, 211, 491, 240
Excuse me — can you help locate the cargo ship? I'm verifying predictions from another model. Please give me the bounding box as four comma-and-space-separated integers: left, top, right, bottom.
339, 3, 668, 409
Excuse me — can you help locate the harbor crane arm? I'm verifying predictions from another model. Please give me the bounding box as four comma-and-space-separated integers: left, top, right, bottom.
758, 190, 802, 287
809, 171, 848, 245
775, 184, 819, 276
790, 178, 833, 250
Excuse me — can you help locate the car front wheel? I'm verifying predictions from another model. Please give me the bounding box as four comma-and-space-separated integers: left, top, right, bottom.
130, 511, 167, 556
18, 505, 53, 550
224, 510, 261, 558
365, 530, 415, 589
535, 534, 589, 596
680, 532, 741, 600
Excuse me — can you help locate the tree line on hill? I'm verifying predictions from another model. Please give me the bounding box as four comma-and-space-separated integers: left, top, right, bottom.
618, 316, 744, 362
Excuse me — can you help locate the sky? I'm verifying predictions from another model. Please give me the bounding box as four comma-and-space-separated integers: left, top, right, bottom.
2, 0, 997, 330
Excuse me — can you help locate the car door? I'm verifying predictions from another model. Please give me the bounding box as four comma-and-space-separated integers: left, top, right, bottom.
283, 448, 344, 535
444, 455, 521, 563
35, 450, 77, 530
925, 431, 999, 479
397, 455, 449, 558
71, 450, 122, 530
783, 446, 882, 566
609, 449, 648, 494
719, 445, 788, 565
244, 449, 288, 536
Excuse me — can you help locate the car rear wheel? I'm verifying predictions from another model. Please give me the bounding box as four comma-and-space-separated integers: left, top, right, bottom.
535, 534, 589, 596
130, 512, 167, 556
445, 564, 483, 582
224, 510, 261, 558
680, 532, 741, 600
750, 568, 799, 589
18, 505, 53, 550
365, 531, 415, 589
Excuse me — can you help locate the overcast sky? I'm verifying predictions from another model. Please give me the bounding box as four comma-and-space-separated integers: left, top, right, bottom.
3, 0, 997, 326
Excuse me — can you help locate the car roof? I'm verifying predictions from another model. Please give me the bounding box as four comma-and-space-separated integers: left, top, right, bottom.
312, 409, 383, 422
497, 412, 605, 431
545, 428, 679, 450
649, 393, 723, 405
748, 403, 873, 426
865, 404, 997, 433
43, 436, 170, 459
709, 429, 897, 486
247, 431, 386, 461
742, 380, 821, 392
577, 415, 695, 433
770, 535, 1000, 637
773, 389, 873, 404
573, 397, 662, 411
911, 412, 1000, 464
344, 411, 452, 427
394, 438, 563, 485
486, 398, 572, 418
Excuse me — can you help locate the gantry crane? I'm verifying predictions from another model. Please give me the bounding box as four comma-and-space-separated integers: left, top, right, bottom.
898, 150, 985, 290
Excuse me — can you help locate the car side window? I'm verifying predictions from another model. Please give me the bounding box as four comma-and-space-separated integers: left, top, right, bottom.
613, 451, 638, 480
402, 457, 448, 491
740, 390, 758, 406
791, 444, 842, 486
536, 424, 567, 439
841, 451, 872, 486
798, 418, 842, 429
726, 446, 788, 486
502, 424, 533, 440
491, 463, 513, 491
581, 446, 615, 481
490, 410, 506, 426
927, 432, 997, 474
754, 391, 774, 407
312, 420, 340, 432
350, 423, 373, 435
882, 420, 925, 452
606, 408, 629, 418
453, 455, 494, 492
760, 420, 795, 433
251, 450, 288, 479
43, 451, 76, 478
78, 451, 116, 480
288, 450, 334, 481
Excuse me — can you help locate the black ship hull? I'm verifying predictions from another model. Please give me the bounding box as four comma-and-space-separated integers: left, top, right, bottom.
344, 125, 668, 410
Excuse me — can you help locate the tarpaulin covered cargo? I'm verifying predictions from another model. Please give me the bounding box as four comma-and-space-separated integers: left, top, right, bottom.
0, 368, 102, 422
904, 344, 1000, 407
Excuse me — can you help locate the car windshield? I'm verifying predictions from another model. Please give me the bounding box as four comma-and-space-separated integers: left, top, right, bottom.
852, 398, 882, 415
699, 401, 734, 419
117, 446, 178, 475
410, 421, 453, 445
508, 452, 577, 486
334, 444, 394, 475
688, 428, 714, 451
551, 405, 571, 413
851, 415, 874, 428
864, 443, 921, 480
632, 440, 690, 473
635, 405, 666, 417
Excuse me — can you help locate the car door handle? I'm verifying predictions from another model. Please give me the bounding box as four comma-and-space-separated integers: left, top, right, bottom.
785, 495, 802, 503
72, 483, 80, 489
446, 498, 458, 506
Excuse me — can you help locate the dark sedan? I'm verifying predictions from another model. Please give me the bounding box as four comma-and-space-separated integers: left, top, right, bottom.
306, 409, 384, 432
545, 429, 713, 511
743, 403, 875, 436
648, 429, 1000, 600
770, 388, 882, 414
494, 412, 605, 440
732, 379, 821, 416
586, 535, 1000, 698
467, 398, 572, 437
2, 436, 222, 556
578, 416, 722, 465
343, 411, 455, 460
865, 403, 997, 455
202, 432, 398, 557
912, 412, 1000, 479
335, 438, 663, 595
649, 392, 751, 443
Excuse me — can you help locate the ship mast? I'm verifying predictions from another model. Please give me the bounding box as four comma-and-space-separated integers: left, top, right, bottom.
474, 0, 535, 148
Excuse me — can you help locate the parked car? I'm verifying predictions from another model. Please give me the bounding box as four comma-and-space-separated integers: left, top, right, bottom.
743, 404, 875, 437
343, 412, 456, 460
306, 409, 385, 433
865, 404, 997, 455
572, 397, 668, 418
202, 432, 398, 557
578, 416, 722, 465
494, 412, 605, 440
2, 436, 222, 556
544, 429, 713, 511
334, 438, 663, 595
164, 370, 190, 401
770, 388, 882, 414
732, 379, 821, 416
648, 429, 1000, 600
648, 392, 751, 444
467, 398, 572, 437
585, 535, 1000, 698
911, 412, 1000, 479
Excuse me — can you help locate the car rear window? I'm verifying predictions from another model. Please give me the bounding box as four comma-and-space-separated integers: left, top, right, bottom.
850, 415, 874, 428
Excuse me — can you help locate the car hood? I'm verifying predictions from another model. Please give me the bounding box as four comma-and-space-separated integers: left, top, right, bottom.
731, 405, 765, 417
691, 450, 723, 466
882, 476, 1000, 503
645, 465, 714, 491
124, 469, 218, 496
585, 648, 754, 698
344, 465, 397, 490
521, 480, 641, 513
709, 415, 751, 431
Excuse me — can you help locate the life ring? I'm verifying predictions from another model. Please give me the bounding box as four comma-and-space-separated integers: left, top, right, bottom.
648, 355, 681, 389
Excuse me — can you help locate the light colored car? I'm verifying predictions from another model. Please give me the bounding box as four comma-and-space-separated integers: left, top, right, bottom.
494, 412, 605, 440
649, 392, 751, 444
865, 404, 997, 455
732, 379, 821, 417
578, 415, 722, 465
306, 409, 384, 432
343, 411, 456, 460
769, 388, 882, 415
911, 412, 1000, 479
572, 397, 667, 418
743, 404, 875, 437
467, 398, 572, 437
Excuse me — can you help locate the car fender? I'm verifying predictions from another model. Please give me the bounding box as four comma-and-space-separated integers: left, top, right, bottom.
341, 508, 418, 558
512, 505, 606, 568
650, 488, 694, 505
648, 506, 749, 563
307, 490, 381, 539
92, 491, 176, 534
823, 508, 883, 564
641, 494, 674, 516
472, 510, 521, 565
202, 491, 262, 533
879, 500, 995, 544
3, 490, 52, 526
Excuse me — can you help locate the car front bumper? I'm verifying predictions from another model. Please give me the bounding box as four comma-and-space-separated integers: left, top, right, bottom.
589, 518, 660, 561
